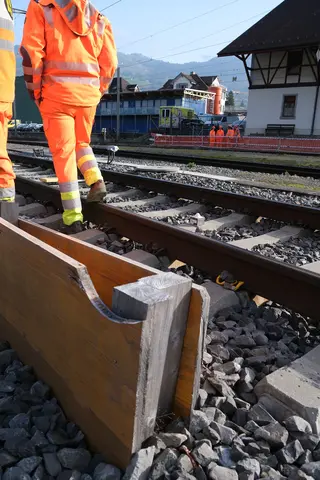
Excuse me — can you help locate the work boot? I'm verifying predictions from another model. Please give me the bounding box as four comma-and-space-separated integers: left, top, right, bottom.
61, 221, 83, 235
87, 179, 107, 203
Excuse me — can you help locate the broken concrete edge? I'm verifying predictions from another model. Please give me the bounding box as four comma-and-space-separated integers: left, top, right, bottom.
255, 344, 320, 435
202, 281, 240, 319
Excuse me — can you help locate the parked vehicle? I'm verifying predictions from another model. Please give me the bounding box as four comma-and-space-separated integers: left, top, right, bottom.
199, 114, 242, 132
232, 117, 247, 134
159, 106, 196, 129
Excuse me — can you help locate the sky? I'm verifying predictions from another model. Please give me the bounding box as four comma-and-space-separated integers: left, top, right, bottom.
13, 0, 283, 64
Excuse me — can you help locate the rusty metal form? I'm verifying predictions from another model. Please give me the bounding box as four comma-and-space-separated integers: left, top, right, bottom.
10, 152, 320, 230
15, 176, 320, 320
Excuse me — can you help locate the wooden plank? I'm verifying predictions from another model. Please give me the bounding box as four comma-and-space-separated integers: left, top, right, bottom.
19, 219, 157, 307
0, 217, 191, 468
174, 285, 210, 418
39, 177, 58, 183
19, 219, 208, 420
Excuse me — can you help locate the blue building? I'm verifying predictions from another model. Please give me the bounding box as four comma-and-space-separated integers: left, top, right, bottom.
93, 75, 217, 135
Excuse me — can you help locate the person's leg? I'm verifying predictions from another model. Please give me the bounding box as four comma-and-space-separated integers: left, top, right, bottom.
0, 102, 15, 202
40, 99, 82, 229
75, 105, 106, 202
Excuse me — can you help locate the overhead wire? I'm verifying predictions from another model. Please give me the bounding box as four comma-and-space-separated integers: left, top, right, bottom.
167, 10, 269, 52
120, 8, 270, 69
118, 0, 240, 50
100, 0, 123, 13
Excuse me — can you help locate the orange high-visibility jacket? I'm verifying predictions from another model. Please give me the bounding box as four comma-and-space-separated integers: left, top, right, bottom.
226, 129, 235, 137
20, 0, 117, 107
0, 0, 15, 103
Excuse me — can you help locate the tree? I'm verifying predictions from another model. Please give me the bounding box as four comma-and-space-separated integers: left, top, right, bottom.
226, 91, 235, 107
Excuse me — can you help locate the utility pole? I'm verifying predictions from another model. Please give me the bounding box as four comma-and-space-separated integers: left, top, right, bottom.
116, 66, 120, 141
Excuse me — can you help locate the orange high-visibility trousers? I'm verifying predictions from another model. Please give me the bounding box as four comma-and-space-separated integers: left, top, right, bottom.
209, 130, 215, 147
0, 102, 15, 201
40, 98, 103, 226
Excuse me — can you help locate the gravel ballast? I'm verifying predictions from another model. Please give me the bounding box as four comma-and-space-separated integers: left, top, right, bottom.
126, 294, 320, 479
253, 233, 320, 266
0, 343, 122, 480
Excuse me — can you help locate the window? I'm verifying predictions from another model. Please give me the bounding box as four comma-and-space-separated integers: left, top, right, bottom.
147, 99, 154, 107
162, 109, 170, 118
176, 83, 188, 89
281, 95, 297, 118
142, 100, 148, 107
287, 51, 303, 76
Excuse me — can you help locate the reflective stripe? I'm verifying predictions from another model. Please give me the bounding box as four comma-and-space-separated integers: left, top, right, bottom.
79, 160, 97, 173
83, 167, 102, 186
43, 6, 54, 27
0, 18, 14, 31
0, 38, 14, 52
97, 16, 104, 36
59, 181, 79, 193
26, 81, 41, 91
77, 154, 94, 168
0, 197, 14, 202
55, 0, 70, 8
61, 198, 82, 210
61, 190, 80, 201
0, 187, 15, 199
65, 3, 77, 21
76, 146, 93, 160
44, 61, 99, 74
63, 208, 83, 226
23, 66, 43, 75
43, 75, 100, 87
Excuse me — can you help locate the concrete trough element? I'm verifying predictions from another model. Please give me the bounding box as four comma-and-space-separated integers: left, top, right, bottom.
302, 261, 320, 274
229, 225, 305, 250
34, 213, 62, 230
115, 195, 169, 209
255, 345, 320, 435
19, 203, 47, 216
200, 213, 255, 232
133, 165, 181, 173
4, 218, 209, 469
140, 203, 207, 219
106, 188, 142, 200
202, 281, 240, 319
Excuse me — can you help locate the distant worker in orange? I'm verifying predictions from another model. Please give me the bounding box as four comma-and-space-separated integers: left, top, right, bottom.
20, 0, 117, 233
209, 126, 215, 147
215, 125, 225, 148
226, 125, 235, 146
0, 0, 16, 215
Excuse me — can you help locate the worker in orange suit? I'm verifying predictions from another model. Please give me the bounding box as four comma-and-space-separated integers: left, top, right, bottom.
209, 126, 215, 147
20, 0, 117, 233
0, 0, 16, 213
226, 125, 235, 146
215, 125, 225, 148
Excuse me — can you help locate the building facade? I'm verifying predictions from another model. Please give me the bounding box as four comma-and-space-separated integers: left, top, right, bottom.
94, 72, 223, 134
218, 0, 320, 136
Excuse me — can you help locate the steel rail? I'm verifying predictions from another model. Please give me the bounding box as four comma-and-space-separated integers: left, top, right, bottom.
15, 175, 320, 320
8, 138, 320, 178
10, 152, 320, 230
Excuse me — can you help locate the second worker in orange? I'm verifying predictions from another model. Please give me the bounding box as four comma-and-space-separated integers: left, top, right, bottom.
21, 0, 117, 233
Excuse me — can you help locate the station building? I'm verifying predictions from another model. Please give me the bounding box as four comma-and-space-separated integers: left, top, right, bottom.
218, 0, 320, 136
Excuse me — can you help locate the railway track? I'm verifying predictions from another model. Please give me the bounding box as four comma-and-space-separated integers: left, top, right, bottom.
8, 137, 320, 179
9, 150, 320, 320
